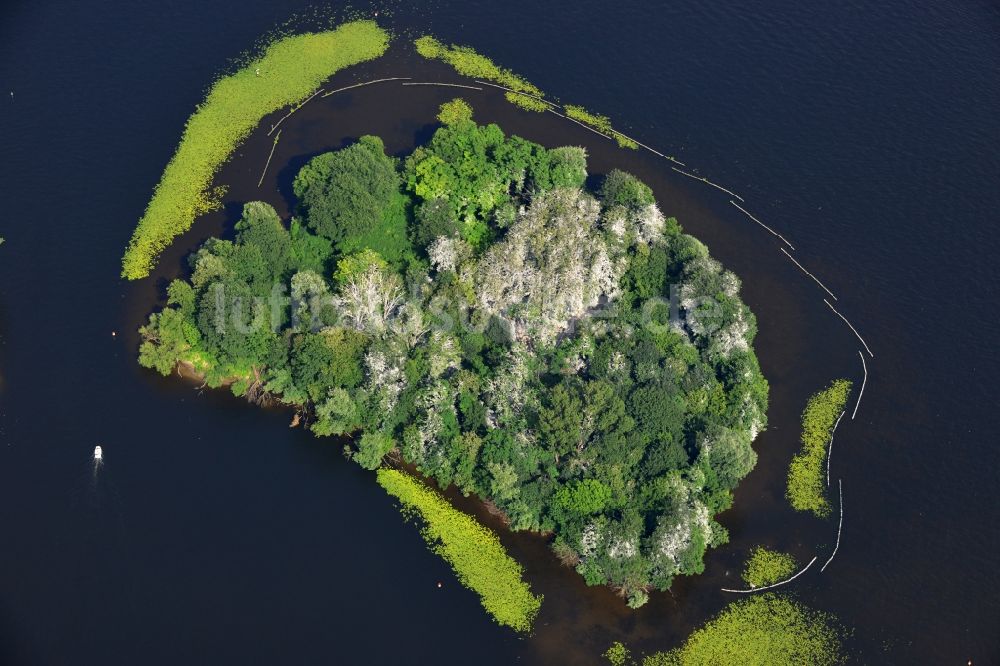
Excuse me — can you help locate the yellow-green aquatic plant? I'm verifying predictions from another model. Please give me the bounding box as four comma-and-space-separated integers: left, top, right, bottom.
414, 34, 545, 111
787, 379, 852, 517
121, 21, 389, 279
640, 593, 845, 665
604, 641, 632, 665
376, 468, 542, 633
742, 546, 797, 588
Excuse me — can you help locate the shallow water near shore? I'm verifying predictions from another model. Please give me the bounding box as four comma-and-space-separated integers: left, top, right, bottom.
1, 1, 998, 664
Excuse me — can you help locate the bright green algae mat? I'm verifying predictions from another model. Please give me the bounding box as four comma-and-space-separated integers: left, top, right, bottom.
121, 20, 389, 279
376, 468, 542, 633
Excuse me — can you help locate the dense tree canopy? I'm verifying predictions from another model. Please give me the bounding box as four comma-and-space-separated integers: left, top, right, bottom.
787, 378, 852, 517
293, 135, 412, 265
138, 107, 768, 606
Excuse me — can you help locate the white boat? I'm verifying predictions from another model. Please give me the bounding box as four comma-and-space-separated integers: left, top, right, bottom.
93, 445, 103, 461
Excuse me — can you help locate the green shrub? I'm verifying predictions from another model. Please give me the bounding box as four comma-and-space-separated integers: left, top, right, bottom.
742, 547, 797, 588
403, 120, 551, 248
787, 379, 852, 517
411, 198, 460, 248
332, 248, 388, 285
601, 169, 656, 210
541, 146, 588, 191
376, 468, 543, 633
121, 21, 390, 279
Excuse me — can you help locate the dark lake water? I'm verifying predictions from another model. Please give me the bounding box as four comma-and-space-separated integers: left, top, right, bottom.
1, 1, 998, 664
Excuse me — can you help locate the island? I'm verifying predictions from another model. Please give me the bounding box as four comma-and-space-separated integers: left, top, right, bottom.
137, 100, 769, 611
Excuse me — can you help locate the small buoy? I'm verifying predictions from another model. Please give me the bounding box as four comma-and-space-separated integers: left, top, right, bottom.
436, 582, 442, 588
111, 331, 117, 337
93, 445, 103, 461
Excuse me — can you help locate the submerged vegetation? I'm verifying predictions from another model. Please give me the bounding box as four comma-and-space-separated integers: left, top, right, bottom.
376, 468, 542, 632
138, 104, 767, 606
623, 593, 845, 665
121, 21, 390, 280
742, 546, 797, 588
787, 379, 852, 517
